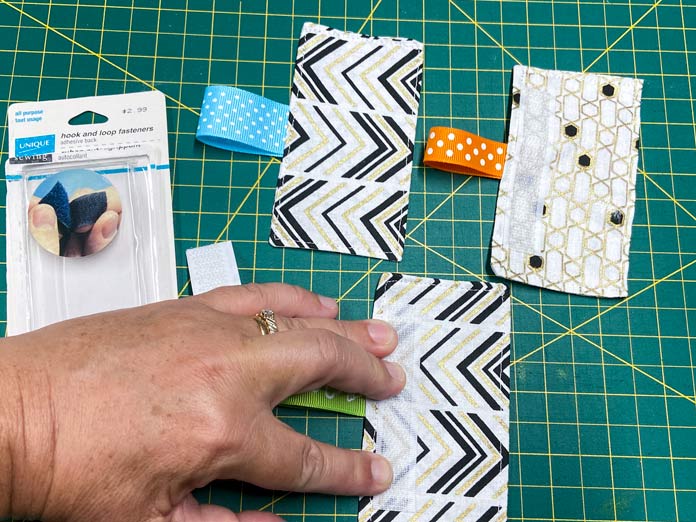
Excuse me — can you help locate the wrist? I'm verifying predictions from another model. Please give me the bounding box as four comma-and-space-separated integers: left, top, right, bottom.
0, 335, 58, 520
0, 339, 20, 518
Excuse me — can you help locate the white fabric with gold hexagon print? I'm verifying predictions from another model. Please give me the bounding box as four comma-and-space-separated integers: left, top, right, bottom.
491, 65, 643, 298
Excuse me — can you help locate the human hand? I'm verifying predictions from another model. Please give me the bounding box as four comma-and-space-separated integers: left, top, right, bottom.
0, 284, 403, 522
28, 185, 122, 257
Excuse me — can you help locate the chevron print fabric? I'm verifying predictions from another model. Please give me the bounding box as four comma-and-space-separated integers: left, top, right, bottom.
270, 23, 424, 261
360, 273, 511, 522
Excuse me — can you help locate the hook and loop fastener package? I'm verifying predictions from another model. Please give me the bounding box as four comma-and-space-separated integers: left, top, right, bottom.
6, 90, 177, 335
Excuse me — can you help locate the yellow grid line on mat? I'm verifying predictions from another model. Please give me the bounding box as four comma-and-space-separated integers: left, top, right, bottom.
583, 0, 664, 73
410, 236, 696, 405
3, 0, 691, 390
415, 7, 692, 521
448, 0, 522, 65
0, 1, 692, 371
642, 169, 696, 223
2, 1, 695, 521
651, 7, 680, 516
0, 0, 201, 115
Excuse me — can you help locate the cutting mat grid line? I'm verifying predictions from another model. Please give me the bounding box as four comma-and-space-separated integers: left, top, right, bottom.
1, 1, 695, 521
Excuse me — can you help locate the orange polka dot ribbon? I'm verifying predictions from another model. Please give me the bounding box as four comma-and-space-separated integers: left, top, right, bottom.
423, 127, 507, 180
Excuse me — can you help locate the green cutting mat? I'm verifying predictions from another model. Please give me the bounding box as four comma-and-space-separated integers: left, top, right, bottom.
1, 1, 695, 521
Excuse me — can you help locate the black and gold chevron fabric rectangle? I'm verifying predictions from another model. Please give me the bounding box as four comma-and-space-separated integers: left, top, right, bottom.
270, 23, 424, 261
360, 273, 511, 522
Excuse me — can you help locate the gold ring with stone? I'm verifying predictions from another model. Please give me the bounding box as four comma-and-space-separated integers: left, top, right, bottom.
254, 309, 278, 335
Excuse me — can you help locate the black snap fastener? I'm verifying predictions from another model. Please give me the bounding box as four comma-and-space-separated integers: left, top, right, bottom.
601, 84, 615, 97
564, 124, 578, 138
529, 255, 543, 269
578, 154, 591, 167
610, 210, 624, 225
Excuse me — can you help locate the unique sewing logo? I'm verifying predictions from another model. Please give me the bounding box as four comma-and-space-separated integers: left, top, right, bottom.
29, 169, 122, 257
15, 134, 55, 157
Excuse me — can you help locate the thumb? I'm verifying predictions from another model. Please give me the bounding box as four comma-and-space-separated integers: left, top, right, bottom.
84, 210, 120, 255
171, 494, 285, 522
29, 204, 60, 255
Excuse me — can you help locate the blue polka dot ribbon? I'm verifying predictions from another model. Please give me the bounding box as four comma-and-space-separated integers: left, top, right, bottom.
196, 86, 289, 157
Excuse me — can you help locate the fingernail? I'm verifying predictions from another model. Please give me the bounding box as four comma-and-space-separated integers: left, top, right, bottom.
370, 456, 393, 489
367, 320, 396, 345
101, 212, 119, 240
384, 361, 405, 385
32, 206, 56, 229
318, 294, 338, 311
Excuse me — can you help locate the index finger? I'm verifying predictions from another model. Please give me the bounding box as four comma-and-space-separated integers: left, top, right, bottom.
252, 328, 405, 405
194, 283, 339, 318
